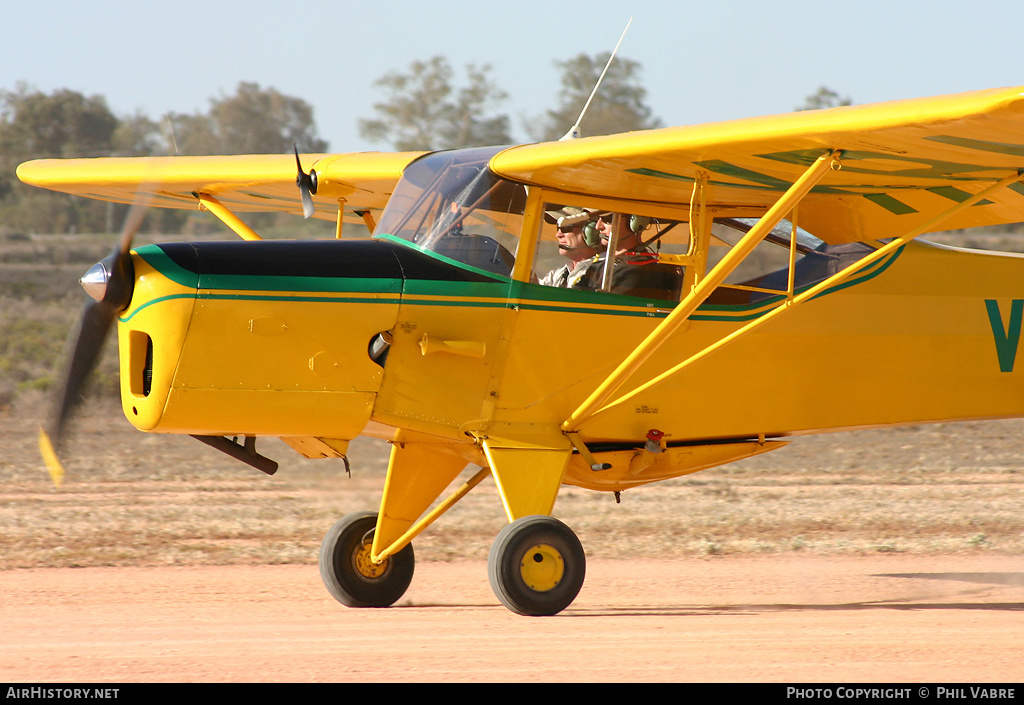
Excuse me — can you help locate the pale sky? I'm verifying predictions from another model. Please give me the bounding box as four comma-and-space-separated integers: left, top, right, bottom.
4, 0, 1024, 153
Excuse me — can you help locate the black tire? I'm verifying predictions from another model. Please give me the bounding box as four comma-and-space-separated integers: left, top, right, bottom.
319, 511, 414, 608
487, 515, 586, 616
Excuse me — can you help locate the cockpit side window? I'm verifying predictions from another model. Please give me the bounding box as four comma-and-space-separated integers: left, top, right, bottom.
533, 201, 688, 302
374, 147, 526, 278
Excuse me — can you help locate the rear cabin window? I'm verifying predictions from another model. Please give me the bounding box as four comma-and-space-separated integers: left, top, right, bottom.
704, 217, 876, 305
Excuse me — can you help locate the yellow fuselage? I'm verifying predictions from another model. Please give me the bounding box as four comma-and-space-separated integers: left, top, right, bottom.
117, 236, 1024, 492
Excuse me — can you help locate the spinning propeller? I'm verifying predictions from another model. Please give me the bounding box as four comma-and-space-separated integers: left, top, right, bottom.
39, 202, 148, 487
40, 146, 314, 484
294, 144, 318, 218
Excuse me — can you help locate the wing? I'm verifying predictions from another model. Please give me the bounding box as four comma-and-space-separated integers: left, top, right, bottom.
16, 151, 426, 225
491, 86, 1024, 243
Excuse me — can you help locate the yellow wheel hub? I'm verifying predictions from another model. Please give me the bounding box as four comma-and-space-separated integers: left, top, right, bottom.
353, 540, 388, 579
519, 543, 564, 592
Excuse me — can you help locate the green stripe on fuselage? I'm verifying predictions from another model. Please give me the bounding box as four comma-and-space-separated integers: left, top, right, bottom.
128, 240, 902, 323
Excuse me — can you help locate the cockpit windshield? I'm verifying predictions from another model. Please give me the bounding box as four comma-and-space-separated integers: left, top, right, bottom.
373, 146, 527, 277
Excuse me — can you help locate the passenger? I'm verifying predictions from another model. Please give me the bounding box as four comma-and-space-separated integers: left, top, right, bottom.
594, 212, 653, 256
539, 207, 599, 288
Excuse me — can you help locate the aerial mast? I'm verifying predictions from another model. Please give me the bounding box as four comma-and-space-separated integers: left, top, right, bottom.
559, 17, 633, 141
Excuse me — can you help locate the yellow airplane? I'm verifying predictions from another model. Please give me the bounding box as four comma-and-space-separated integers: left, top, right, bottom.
18, 85, 1024, 616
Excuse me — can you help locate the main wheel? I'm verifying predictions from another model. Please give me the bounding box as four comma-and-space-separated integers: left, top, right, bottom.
319, 511, 414, 608
488, 515, 586, 616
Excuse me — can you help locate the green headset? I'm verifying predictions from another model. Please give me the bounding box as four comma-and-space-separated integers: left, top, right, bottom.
583, 214, 651, 247
630, 215, 652, 234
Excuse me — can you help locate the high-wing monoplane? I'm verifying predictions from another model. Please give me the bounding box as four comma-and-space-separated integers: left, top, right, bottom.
18, 85, 1024, 615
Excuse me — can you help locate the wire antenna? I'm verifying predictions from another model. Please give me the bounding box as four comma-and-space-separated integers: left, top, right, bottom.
164, 113, 179, 155
559, 17, 633, 141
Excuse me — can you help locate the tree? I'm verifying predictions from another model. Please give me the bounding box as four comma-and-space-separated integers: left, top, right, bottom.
0, 86, 122, 233
796, 87, 853, 111
169, 82, 328, 155
359, 56, 511, 151
530, 52, 662, 141
0, 85, 118, 159
0, 83, 328, 234
112, 111, 165, 157
164, 111, 218, 156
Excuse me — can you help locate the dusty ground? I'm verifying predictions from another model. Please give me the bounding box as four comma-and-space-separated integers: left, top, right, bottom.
3, 400, 1024, 682
2, 557, 1023, 683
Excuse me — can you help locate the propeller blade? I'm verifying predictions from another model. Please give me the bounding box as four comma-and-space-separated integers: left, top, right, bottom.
41, 298, 117, 485
293, 144, 317, 219
300, 184, 315, 220
40, 200, 147, 486
116, 198, 150, 256
38, 425, 64, 487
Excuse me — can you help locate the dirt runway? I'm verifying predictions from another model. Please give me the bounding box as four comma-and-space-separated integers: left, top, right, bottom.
2, 555, 1023, 683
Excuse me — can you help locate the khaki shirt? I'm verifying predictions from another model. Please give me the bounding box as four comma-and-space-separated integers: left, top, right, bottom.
539, 260, 592, 288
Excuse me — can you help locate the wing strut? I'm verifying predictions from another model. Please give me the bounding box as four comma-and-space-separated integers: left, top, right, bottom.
564, 166, 1024, 433
195, 193, 263, 241
562, 149, 841, 433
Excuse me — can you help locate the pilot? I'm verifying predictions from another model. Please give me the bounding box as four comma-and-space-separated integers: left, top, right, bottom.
578, 211, 683, 301
539, 206, 599, 288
